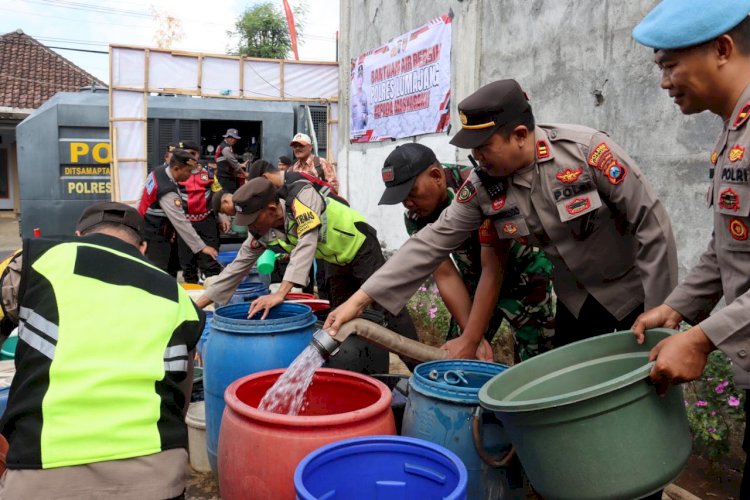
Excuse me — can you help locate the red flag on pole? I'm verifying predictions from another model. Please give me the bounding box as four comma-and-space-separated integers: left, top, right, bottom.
282, 0, 299, 60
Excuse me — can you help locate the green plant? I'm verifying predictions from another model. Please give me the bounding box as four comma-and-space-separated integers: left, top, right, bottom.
684, 351, 745, 463
407, 283, 451, 346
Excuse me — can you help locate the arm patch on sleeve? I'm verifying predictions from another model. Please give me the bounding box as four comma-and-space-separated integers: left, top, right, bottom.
478, 219, 500, 245
291, 198, 321, 236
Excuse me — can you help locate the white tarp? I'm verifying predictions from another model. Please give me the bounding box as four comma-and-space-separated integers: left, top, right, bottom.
350, 14, 452, 142
110, 46, 339, 202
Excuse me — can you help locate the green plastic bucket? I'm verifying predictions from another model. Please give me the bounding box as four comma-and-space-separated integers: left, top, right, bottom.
0, 336, 18, 360
478, 329, 691, 500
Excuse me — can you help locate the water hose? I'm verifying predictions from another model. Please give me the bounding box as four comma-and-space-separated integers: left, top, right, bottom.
311, 318, 448, 365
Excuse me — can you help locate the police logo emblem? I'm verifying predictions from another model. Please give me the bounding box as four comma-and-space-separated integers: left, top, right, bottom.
587, 143, 610, 168
201, 173, 209, 181
565, 197, 591, 215
491, 195, 506, 211
719, 188, 740, 211
501, 222, 518, 236
382, 166, 395, 182
174, 198, 182, 207
729, 145, 746, 163
555, 167, 583, 184
456, 180, 477, 204
459, 111, 468, 126
711, 151, 719, 165
729, 218, 749, 241
605, 163, 627, 185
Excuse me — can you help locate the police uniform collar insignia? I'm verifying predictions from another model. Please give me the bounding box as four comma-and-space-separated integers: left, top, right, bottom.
729, 145, 745, 163
536, 141, 550, 160
556, 167, 583, 184
711, 151, 719, 165
719, 188, 740, 211
456, 179, 477, 203
729, 217, 749, 241
733, 102, 750, 129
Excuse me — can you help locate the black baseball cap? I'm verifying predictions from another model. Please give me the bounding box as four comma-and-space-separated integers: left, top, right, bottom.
378, 143, 438, 205
177, 140, 200, 151
76, 201, 145, 237
232, 178, 277, 225
450, 79, 532, 149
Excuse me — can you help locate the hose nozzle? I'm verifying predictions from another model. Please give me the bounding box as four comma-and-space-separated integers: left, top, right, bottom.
311, 328, 340, 359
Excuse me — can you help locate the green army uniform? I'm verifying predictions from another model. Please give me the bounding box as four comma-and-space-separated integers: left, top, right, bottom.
405, 164, 554, 360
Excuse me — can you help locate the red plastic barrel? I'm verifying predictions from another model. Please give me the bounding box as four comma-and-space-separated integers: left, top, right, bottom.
218, 368, 396, 500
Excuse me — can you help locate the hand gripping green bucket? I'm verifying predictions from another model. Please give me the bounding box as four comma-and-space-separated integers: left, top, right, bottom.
478, 329, 691, 500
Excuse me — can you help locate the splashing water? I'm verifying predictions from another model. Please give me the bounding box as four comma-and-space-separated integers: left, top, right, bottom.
259, 344, 326, 415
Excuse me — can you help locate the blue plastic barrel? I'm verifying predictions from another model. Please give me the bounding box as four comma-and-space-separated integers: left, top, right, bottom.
216, 251, 238, 267
295, 435, 468, 500
226, 281, 269, 306
402, 360, 524, 499
197, 311, 213, 360
204, 302, 317, 474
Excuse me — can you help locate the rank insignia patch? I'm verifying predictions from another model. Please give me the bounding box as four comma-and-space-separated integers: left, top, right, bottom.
734, 102, 750, 128
537, 141, 550, 159
605, 163, 627, 185
729, 145, 745, 163
556, 167, 583, 184
587, 143, 610, 168
456, 180, 477, 203
491, 195, 506, 211
719, 188, 740, 211
174, 198, 182, 207
501, 222, 518, 236
729, 218, 749, 241
382, 166, 395, 182
711, 151, 719, 165
565, 197, 592, 215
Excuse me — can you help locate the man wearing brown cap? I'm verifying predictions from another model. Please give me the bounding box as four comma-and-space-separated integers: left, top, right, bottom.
195, 177, 418, 368
0, 202, 204, 499
379, 143, 555, 361
325, 79, 678, 349
290, 133, 339, 192
215, 128, 247, 193
137, 147, 219, 275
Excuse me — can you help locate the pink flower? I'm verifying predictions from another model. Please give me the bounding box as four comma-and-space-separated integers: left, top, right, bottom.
428, 306, 438, 319
715, 384, 726, 394
708, 427, 716, 434
695, 400, 708, 407
418, 286, 427, 292
728, 396, 741, 408
711, 411, 717, 416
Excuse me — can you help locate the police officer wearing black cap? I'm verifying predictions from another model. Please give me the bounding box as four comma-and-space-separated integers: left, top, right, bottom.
632, 1, 750, 494
175, 140, 223, 283
379, 143, 555, 361
137, 147, 219, 275
326, 79, 678, 351
215, 128, 247, 193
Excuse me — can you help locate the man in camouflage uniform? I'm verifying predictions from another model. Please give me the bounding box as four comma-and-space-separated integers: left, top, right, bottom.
379, 143, 554, 361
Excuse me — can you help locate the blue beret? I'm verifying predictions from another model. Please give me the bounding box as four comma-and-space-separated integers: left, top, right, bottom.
633, 0, 750, 49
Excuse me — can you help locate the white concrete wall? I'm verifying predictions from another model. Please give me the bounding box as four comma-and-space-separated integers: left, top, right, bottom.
339, 0, 719, 279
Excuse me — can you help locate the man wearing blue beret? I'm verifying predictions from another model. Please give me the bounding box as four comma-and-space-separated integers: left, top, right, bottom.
632, 1, 750, 495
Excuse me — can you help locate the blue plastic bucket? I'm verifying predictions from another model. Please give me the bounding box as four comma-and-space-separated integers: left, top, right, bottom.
402, 360, 523, 499
295, 435, 468, 500
226, 281, 269, 306
204, 302, 317, 474
216, 251, 238, 267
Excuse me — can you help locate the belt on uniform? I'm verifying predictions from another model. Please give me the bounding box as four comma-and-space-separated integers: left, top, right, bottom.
186, 212, 211, 222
